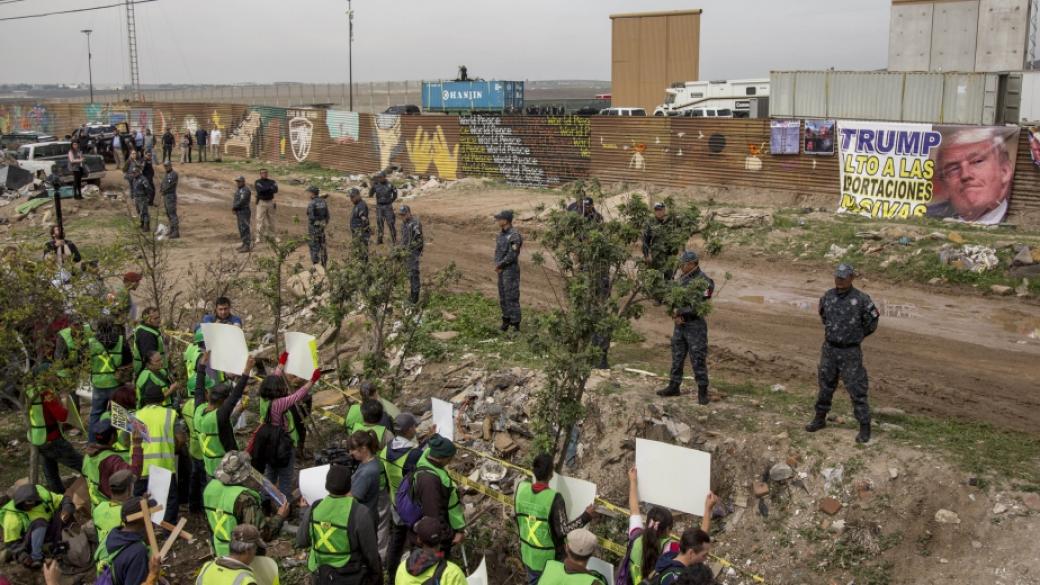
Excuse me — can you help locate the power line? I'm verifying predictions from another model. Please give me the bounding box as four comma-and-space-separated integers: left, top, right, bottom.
0, 0, 158, 22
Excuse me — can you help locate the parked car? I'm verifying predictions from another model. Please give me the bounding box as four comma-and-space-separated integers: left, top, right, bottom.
12, 141, 106, 185
384, 105, 421, 115
598, 107, 647, 117
1, 131, 58, 149
683, 107, 734, 118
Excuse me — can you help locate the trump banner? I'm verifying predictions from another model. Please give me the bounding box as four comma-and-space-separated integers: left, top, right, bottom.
837, 121, 1020, 225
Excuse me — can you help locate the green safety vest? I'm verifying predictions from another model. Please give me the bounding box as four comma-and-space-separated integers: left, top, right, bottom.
1, 485, 58, 543
380, 447, 414, 509
56, 326, 88, 380
136, 404, 177, 476
515, 481, 558, 572
184, 343, 222, 394
88, 335, 124, 390
82, 448, 130, 506
182, 400, 203, 461
628, 535, 679, 585
538, 560, 606, 585
131, 324, 166, 375
195, 406, 227, 476
307, 495, 354, 572
259, 398, 298, 446
92, 500, 123, 569
195, 559, 258, 585
100, 411, 130, 454
136, 368, 173, 409
394, 558, 469, 585
26, 387, 48, 446
415, 452, 465, 531
350, 421, 388, 445
203, 480, 259, 558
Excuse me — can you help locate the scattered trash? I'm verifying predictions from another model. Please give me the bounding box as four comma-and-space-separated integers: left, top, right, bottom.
825, 244, 852, 260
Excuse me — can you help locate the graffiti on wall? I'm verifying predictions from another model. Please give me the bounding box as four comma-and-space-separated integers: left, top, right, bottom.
287, 109, 318, 162
130, 108, 153, 131
459, 115, 546, 186
546, 115, 591, 158
0, 104, 54, 134
407, 125, 458, 180
225, 110, 262, 157
374, 114, 403, 170
326, 110, 360, 145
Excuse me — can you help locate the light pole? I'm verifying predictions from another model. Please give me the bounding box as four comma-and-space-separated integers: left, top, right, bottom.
346, 0, 354, 110
81, 29, 94, 104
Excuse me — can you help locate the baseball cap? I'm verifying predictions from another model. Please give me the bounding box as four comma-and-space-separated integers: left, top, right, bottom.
231, 524, 267, 549
215, 451, 253, 486
680, 250, 700, 263
348, 187, 361, 197
494, 210, 514, 222
414, 517, 449, 546
835, 263, 855, 278
92, 418, 114, 438
397, 205, 411, 215
395, 412, 419, 433
109, 469, 136, 494
306, 186, 319, 194
654, 202, 666, 210
234, 176, 245, 182
582, 197, 594, 206
566, 528, 598, 557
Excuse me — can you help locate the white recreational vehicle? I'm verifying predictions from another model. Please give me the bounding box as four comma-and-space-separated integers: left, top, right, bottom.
654, 78, 769, 117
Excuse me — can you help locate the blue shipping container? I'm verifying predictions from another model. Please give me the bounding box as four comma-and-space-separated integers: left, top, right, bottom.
421, 80, 525, 112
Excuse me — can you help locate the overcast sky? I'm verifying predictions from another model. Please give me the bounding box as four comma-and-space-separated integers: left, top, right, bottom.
1, 0, 890, 85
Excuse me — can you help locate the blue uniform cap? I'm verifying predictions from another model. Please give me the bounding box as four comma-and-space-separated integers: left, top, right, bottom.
680, 250, 699, 263
397, 205, 411, 215
494, 210, 514, 221
654, 202, 666, 210
306, 186, 319, 194
835, 263, 855, 278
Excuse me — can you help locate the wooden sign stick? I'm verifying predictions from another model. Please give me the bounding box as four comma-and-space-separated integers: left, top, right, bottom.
138, 498, 160, 553
158, 518, 187, 559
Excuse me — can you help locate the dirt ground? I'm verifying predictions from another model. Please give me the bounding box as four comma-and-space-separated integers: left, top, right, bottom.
2, 159, 1040, 585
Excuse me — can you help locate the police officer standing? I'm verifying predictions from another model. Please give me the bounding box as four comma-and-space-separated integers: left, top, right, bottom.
305, 186, 329, 267
232, 176, 251, 253
349, 187, 371, 260
805, 264, 880, 444
658, 251, 715, 404
131, 169, 151, 233
398, 205, 423, 304
494, 210, 523, 332
371, 171, 398, 244
160, 161, 179, 239
642, 202, 679, 284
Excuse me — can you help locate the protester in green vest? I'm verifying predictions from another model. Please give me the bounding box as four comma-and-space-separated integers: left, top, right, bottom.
53, 320, 88, 415
516, 453, 598, 584
87, 317, 133, 444
395, 517, 467, 585
409, 435, 465, 555
344, 381, 396, 433
103, 496, 162, 585
81, 419, 143, 506
194, 353, 253, 478
203, 451, 289, 558
349, 399, 394, 450
134, 384, 184, 525
537, 529, 608, 585
294, 464, 383, 585
26, 374, 84, 494
622, 467, 684, 585
196, 524, 264, 585
0, 484, 74, 569
382, 413, 437, 584
92, 468, 135, 575
136, 350, 178, 409
132, 307, 166, 376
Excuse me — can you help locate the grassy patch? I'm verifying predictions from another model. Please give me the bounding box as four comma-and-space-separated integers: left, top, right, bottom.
415, 292, 542, 365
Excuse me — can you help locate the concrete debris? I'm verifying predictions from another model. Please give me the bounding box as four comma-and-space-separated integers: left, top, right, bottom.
821, 466, 844, 491
752, 481, 769, 497
705, 208, 773, 229
875, 407, 906, 417
818, 497, 842, 516
990, 285, 1014, 296
770, 384, 785, 393
431, 331, 460, 342
494, 432, 519, 455
938, 244, 999, 273
769, 462, 795, 482
1012, 246, 1035, 267
992, 503, 1008, 515
1023, 492, 1040, 511
888, 467, 899, 480
879, 422, 905, 432
825, 244, 852, 260
934, 509, 961, 524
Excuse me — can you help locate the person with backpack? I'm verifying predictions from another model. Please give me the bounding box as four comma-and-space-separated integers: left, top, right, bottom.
0, 484, 74, 569
252, 352, 321, 502
347, 430, 390, 562
295, 464, 383, 585
92, 469, 135, 577
382, 413, 434, 584
395, 517, 466, 585
516, 453, 597, 584
406, 435, 465, 555
82, 419, 143, 506
194, 353, 253, 477
102, 496, 162, 585
647, 525, 715, 585
620, 468, 677, 585
536, 528, 608, 585
673, 564, 715, 585
203, 451, 289, 558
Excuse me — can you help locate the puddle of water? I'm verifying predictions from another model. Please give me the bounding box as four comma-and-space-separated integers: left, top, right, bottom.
991, 312, 1040, 337
739, 295, 765, 304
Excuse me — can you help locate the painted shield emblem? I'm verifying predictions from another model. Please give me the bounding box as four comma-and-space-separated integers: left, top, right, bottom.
289, 117, 314, 162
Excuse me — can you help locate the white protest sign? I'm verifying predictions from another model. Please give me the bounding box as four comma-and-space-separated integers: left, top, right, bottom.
146, 465, 172, 525
635, 438, 711, 516
548, 474, 597, 522
283, 332, 319, 380
299, 465, 330, 505
588, 557, 615, 585
466, 557, 488, 585
431, 398, 455, 442
110, 403, 132, 432
200, 323, 249, 375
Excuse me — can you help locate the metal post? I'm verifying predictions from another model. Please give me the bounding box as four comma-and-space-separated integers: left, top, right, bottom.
81, 29, 94, 106
347, 0, 354, 110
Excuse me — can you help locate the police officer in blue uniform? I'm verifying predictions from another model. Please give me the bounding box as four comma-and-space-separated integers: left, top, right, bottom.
658, 250, 715, 404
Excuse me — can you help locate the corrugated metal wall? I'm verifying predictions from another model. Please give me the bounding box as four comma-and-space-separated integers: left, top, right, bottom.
4, 98, 1040, 225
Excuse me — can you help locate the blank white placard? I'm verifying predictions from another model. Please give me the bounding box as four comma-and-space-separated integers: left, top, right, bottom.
467, 557, 488, 585
635, 438, 711, 516
200, 323, 249, 375
284, 332, 319, 379
588, 557, 615, 585
548, 474, 597, 522
431, 398, 455, 442
299, 465, 330, 505
146, 465, 172, 525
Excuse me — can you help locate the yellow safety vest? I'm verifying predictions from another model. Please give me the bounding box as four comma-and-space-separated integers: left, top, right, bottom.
136, 404, 177, 476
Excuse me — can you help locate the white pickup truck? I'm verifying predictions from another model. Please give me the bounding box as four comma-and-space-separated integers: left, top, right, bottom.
11, 141, 107, 184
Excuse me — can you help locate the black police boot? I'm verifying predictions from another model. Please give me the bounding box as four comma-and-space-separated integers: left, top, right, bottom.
856, 422, 871, 444
804, 413, 827, 433
656, 382, 681, 397
697, 385, 710, 405
500, 319, 510, 332
511, 320, 521, 332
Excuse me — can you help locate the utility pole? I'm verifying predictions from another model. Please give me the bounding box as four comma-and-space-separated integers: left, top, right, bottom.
347, 0, 354, 110
81, 29, 94, 104
125, 0, 141, 100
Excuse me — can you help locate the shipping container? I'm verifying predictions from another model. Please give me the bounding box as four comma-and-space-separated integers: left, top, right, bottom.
1019, 72, 1040, 124
769, 70, 1006, 125
421, 80, 524, 113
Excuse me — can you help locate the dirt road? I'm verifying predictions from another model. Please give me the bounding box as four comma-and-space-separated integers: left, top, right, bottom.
58, 163, 1040, 434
